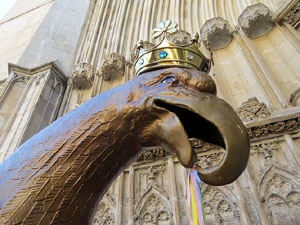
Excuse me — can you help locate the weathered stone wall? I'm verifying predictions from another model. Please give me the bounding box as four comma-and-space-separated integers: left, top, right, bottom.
17, 0, 91, 76
0, 0, 53, 80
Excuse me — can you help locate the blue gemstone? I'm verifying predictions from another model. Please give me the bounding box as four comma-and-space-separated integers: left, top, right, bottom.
159, 51, 167, 58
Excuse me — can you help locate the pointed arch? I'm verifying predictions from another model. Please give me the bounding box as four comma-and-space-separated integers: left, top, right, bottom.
92, 194, 116, 225
135, 186, 173, 225
260, 166, 300, 225
201, 185, 241, 224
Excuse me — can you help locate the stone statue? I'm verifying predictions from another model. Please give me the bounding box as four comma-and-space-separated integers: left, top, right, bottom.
0, 21, 249, 225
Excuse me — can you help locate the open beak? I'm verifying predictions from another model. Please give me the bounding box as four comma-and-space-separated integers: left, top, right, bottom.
152, 92, 250, 186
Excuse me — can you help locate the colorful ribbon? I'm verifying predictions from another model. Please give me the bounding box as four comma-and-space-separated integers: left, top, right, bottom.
187, 169, 206, 225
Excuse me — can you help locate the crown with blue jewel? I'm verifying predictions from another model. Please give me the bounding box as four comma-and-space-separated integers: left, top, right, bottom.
134, 20, 211, 76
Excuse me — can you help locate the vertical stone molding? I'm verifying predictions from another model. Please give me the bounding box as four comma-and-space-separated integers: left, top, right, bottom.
72, 63, 99, 89
238, 3, 275, 38
100, 53, 126, 81
0, 62, 67, 161
200, 17, 234, 50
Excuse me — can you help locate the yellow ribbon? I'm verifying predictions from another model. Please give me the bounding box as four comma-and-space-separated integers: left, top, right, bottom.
190, 178, 199, 225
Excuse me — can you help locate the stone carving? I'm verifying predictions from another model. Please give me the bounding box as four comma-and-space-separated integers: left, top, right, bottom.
138, 139, 221, 162
247, 117, 300, 139
237, 97, 271, 122
238, 3, 274, 38
200, 17, 234, 51
197, 151, 224, 169
92, 201, 116, 225
72, 63, 99, 89
136, 194, 173, 225
189, 138, 203, 149
140, 163, 166, 188
283, 1, 300, 29
138, 148, 168, 161
203, 187, 240, 225
251, 142, 279, 167
262, 175, 300, 225
100, 52, 126, 80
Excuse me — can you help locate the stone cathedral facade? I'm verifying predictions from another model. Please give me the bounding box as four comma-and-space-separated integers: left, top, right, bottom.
0, 0, 300, 224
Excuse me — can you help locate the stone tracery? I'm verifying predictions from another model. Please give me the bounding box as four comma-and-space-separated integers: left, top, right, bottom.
202, 186, 240, 225
92, 195, 117, 225
134, 186, 173, 225
262, 174, 300, 225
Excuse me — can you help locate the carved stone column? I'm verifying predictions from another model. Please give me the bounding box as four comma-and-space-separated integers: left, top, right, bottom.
200, 17, 234, 50
238, 3, 275, 38
72, 63, 99, 89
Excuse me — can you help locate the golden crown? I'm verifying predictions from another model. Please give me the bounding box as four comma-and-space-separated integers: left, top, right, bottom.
134, 20, 211, 76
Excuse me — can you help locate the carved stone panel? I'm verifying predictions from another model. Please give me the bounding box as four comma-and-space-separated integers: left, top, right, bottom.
135, 193, 173, 225
197, 151, 224, 170
202, 186, 240, 225
137, 148, 168, 162
251, 142, 279, 167
248, 140, 298, 186
261, 173, 300, 225
247, 117, 300, 139
237, 97, 271, 122
238, 3, 275, 38
200, 17, 233, 50
92, 199, 116, 225
139, 163, 166, 189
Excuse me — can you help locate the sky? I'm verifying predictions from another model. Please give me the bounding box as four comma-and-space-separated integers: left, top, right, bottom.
0, 0, 17, 19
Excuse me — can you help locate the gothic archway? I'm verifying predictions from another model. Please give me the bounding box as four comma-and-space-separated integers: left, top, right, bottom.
260, 167, 300, 225
134, 186, 173, 225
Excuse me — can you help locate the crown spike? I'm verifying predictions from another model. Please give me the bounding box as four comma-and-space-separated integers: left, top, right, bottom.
192, 32, 199, 42
136, 40, 143, 48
